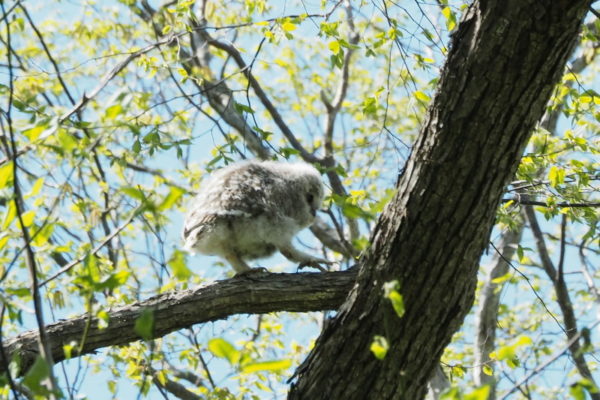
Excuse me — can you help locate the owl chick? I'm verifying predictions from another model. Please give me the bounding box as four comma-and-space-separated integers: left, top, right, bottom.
182, 160, 330, 273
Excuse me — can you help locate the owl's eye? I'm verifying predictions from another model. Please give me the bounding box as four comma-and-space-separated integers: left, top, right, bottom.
306, 193, 314, 204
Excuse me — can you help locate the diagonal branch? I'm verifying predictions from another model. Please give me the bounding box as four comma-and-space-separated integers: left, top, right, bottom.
198, 29, 351, 205
200, 33, 318, 164
0, 269, 357, 378
525, 205, 599, 399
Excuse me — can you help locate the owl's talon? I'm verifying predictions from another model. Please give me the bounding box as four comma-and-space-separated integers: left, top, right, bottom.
297, 261, 330, 273
235, 267, 270, 277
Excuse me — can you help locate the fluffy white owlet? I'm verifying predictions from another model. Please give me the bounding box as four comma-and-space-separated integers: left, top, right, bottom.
182, 160, 329, 273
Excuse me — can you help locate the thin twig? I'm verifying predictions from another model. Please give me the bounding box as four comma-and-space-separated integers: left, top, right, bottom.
0, 3, 59, 396
40, 206, 142, 287
500, 320, 600, 400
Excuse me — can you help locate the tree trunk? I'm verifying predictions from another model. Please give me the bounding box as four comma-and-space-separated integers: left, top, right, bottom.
289, 1, 590, 399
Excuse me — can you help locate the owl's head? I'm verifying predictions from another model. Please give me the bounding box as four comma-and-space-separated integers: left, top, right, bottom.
269, 161, 325, 223
303, 175, 324, 218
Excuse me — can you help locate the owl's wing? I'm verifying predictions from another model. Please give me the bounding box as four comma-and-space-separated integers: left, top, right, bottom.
182, 211, 218, 242
213, 163, 279, 216
182, 163, 281, 244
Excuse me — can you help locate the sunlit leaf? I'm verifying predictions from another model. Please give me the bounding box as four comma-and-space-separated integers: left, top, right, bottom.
464, 385, 490, 400
281, 21, 296, 32
20, 210, 35, 228
105, 104, 123, 119
208, 338, 241, 365
23, 125, 46, 141
329, 40, 340, 54
548, 165, 565, 187
0, 161, 13, 189
414, 90, 431, 102
370, 335, 389, 360
383, 281, 405, 318
240, 359, 292, 373
168, 249, 191, 280
22, 356, 51, 396
482, 365, 493, 376
158, 186, 185, 211
2, 200, 16, 230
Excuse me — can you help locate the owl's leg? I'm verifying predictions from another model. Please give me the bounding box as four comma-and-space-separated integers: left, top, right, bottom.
278, 243, 331, 270
223, 252, 252, 274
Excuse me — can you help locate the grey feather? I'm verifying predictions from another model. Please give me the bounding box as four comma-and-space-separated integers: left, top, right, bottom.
182, 160, 329, 273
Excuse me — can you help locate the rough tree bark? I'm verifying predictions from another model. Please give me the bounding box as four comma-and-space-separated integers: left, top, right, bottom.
289, 1, 591, 399
0, 270, 356, 376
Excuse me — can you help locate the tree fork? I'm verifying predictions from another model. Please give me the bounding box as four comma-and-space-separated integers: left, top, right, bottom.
289, 1, 591, 399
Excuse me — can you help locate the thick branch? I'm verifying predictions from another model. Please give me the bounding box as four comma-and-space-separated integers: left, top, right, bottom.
0, 269, 356, 377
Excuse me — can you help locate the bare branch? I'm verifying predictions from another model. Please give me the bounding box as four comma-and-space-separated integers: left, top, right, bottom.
500, 320, 600, 400
525, 205, 600, 399
1, 269, 357, 377
57, 34, 184, 126
40, 206, 142, 287
201, 33, 318, 163
502, 198, 600, 208
474, 224, 523, 394
0, 3, 59, 396
151, 368, 202, 400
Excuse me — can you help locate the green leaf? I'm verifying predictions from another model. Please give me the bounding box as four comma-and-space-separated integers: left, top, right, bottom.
22, 356, 51, 396
134, 308, 155, 340
329, 40, 340, 54
120, 186, 146, 201
570, 378, 600, 399
159, 186, 185, 211
99, 270, 130, 290
105, 104, 123, 120
6, 287, 31, 297
362, 97, 377, 115
383, 280, 405, 317
240, 359, 292, 373
208, 338, 240, 365
414, 90, 431, 102
464, 385, 491, 400
370, 335, 389, 360
23, 125, 46, 141
516, 244, 524, 262
490, 272, 511, 285
234, 102, 255, 114
0, 161, 14, 189
387, 290, 405, 317
548, 165, 565, 187
168, 249, 191, 280
0, 233, 9, 250
20, 210, 35, 228
63, 342, 75, 360
281, 21, 296, 32
32, 223, 55, 247
482, 364, 493, 376
2, 200, 17, 230
57, 129, 78, 152
441, 7, 457, 32
132, 139, 141, 154
28, 177, 45, 198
